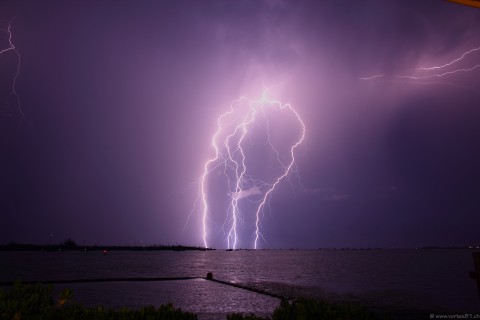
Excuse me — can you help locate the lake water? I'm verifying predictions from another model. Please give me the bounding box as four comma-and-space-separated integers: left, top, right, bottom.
1, 249, 479, 319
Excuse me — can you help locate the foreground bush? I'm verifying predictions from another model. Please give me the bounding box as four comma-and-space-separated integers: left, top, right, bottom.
228, 298, 383, 320
272, 298, 381, 320
0, 282, 197, 320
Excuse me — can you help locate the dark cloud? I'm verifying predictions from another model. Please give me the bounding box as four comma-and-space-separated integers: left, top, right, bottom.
1, 0, 479, 248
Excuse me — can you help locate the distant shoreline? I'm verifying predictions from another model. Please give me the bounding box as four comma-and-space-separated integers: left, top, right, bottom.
0, 242, 478, 251
0, 242, 214, 252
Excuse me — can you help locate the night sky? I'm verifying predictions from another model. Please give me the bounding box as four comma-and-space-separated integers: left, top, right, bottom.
1, 0, 480, 249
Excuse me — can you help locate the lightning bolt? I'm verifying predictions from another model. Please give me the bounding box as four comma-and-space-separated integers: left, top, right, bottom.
1, 19, 23, 119
253, 103, 305, 249
397, 64, 480, 80
416, 46, 480, 71
359, 74, 384, 80
359, 45, 480, 85
198, 91, 305, 249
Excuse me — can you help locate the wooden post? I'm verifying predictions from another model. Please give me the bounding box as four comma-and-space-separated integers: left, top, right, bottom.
470, 252, 480, 301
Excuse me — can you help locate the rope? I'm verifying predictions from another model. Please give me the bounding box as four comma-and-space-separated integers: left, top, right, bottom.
0, 274, 288, 300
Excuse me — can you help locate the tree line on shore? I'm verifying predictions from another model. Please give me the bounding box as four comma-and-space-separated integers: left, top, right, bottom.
0, 239, 213, 251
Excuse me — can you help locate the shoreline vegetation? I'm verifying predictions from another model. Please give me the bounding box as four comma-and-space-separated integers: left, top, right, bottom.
0, 282, 387, 320
0, 239, 214, 252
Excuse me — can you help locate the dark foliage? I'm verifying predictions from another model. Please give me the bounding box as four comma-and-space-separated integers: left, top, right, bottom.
0, 242, 213, 251
0, 282, 197, 320
227, 298, 385, 320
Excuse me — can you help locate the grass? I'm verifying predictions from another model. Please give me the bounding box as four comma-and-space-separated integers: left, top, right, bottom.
0, 282, 197, 320
0, 283, 386, 320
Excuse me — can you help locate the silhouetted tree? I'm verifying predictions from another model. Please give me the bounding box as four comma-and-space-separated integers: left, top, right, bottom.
63, 238, 77, 248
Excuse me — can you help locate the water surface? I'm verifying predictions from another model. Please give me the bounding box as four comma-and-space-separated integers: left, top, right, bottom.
1, 249, 478, 317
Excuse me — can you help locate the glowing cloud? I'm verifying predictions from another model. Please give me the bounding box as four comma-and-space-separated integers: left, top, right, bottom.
230, 186, 262, 201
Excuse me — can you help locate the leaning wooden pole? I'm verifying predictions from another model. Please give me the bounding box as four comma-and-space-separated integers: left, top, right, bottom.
470, 252, 480, 302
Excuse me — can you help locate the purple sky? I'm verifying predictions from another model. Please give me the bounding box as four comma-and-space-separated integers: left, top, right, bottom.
1, 0, 480, 248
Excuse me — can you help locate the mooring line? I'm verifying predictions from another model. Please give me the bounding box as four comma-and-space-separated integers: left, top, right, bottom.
0, 273, 289, 300
206, 278, 287, 300
0, 276, 201, 286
